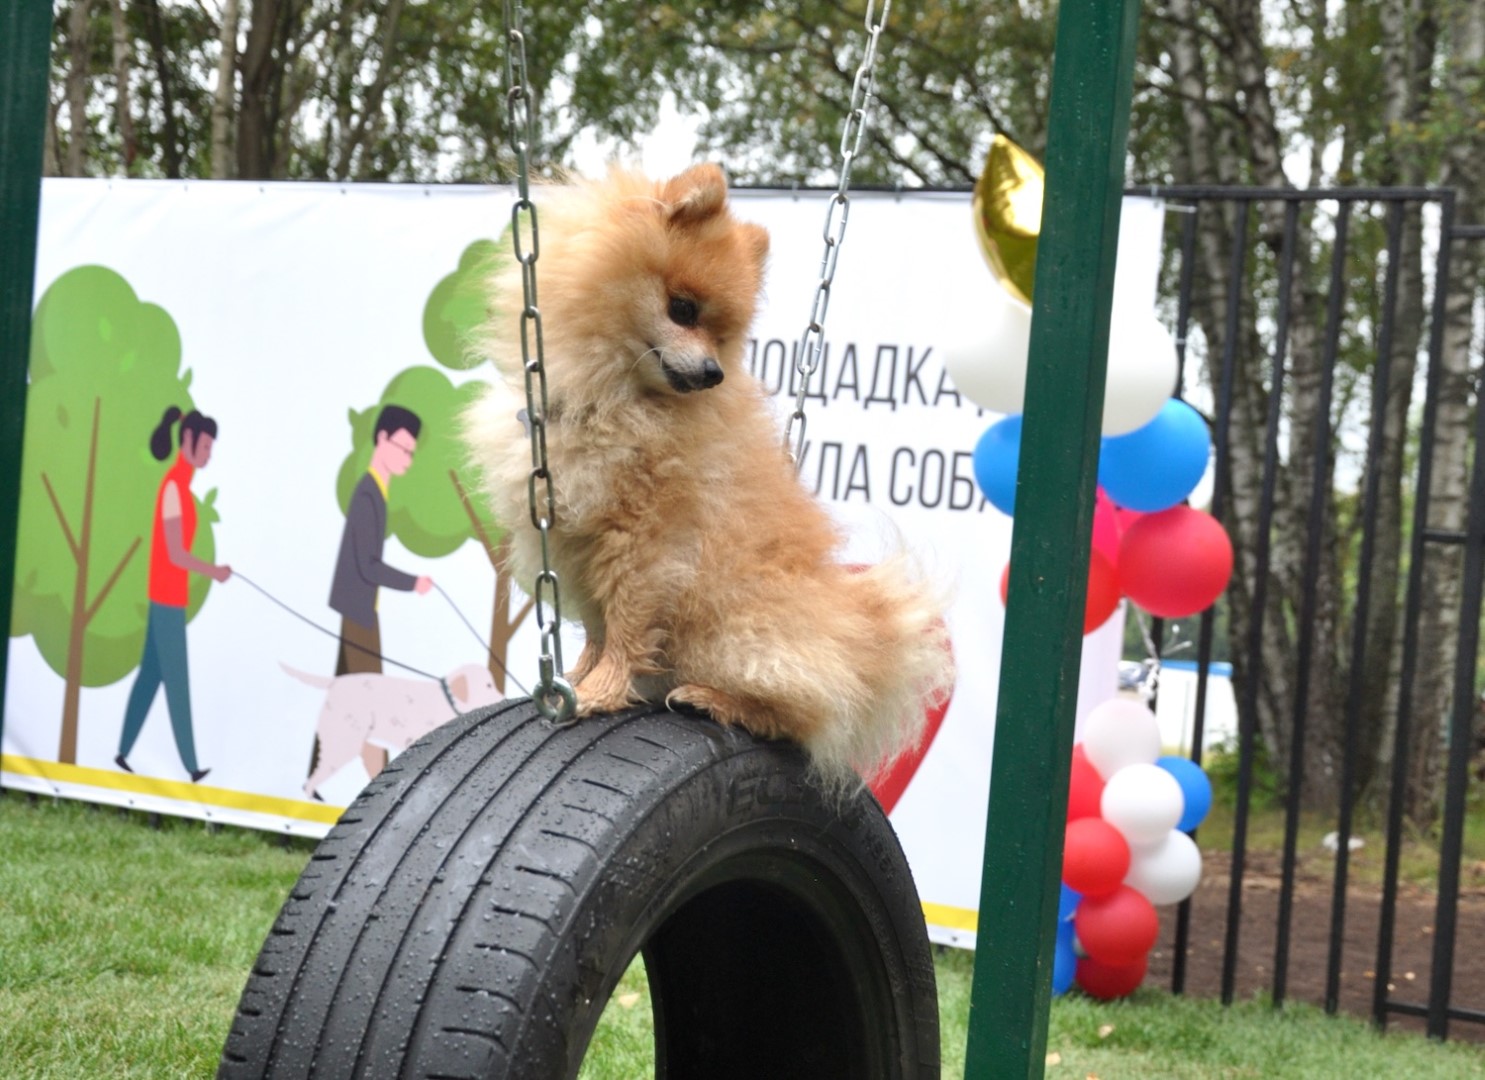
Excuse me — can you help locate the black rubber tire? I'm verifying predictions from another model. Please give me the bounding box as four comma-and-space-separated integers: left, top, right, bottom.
219, 699, 939, 1079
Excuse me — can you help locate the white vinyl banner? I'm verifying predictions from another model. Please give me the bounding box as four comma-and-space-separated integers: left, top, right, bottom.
4, 179, 1164, 948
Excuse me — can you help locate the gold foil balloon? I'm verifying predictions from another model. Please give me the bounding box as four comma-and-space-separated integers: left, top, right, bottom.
972, 135, 1045, 305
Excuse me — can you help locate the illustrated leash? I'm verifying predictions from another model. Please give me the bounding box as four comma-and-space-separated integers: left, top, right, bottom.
433, 581, 530, 696
233, 570, 529, 697
505, 0, 577, 724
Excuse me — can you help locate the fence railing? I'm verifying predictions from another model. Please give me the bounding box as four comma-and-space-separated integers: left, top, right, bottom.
1142, 185, 1483, 1038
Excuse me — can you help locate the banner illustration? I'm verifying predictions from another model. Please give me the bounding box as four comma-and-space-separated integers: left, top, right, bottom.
4, 181, 1161, 945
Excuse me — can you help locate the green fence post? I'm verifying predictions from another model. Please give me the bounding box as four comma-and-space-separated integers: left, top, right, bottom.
0, 3, 53, 747
964, 0, 1143, 1076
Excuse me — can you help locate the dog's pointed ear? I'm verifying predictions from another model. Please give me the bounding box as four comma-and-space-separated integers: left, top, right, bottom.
663, 164, 728, 226
450, 673, 469, 703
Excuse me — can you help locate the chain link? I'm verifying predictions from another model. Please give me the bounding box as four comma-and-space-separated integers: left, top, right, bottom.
505, 0, 576, 724
784, 0, 892, 464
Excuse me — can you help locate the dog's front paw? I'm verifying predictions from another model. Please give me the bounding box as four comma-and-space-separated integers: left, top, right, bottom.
574, 660, 640, 716
574, 684, 638, 717
665, 683, 750, 727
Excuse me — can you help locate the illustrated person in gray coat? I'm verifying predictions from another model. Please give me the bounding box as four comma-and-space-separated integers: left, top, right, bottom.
319, 404, 432, 781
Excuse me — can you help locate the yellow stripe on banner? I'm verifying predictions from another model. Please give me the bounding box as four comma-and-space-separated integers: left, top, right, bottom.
0, 754, 345, 826
922, 901, 978, 933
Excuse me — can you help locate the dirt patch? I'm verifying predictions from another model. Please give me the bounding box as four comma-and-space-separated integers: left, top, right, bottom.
1144, 850, 1485, 1042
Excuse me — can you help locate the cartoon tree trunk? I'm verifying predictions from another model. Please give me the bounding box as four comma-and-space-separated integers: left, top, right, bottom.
451, 470, 532, 693
47, 399, 141, 762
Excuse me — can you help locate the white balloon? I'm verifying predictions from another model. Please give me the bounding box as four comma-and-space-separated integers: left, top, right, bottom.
1079, 698, 1161, 779
1124, 829, 1203, 905
1102, 313, 1178, 435
941, 280, 1174, 432
940, 283, 1033, 414
1101, 763, 1185, 847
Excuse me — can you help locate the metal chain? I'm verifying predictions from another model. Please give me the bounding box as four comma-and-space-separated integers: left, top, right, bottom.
784, 0, 892, 465
505, 0, 576, 724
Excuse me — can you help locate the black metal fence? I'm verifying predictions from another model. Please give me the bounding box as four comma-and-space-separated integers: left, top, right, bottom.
1141, 185, 1484, 1038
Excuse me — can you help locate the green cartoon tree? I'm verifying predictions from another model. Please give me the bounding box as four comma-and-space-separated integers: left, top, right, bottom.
335, 238, 531, 691
423, 239, 500, 373
13, 266, 218, 763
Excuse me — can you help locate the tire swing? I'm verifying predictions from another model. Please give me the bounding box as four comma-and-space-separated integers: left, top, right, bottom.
219, 702, 938, 1079
220, 4, 938, 1078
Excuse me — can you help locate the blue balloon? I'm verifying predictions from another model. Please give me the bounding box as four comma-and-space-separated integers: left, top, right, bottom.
1056, 916, 1075, 948
1098, 398, 1211, 512
1058, 883, 1082, 923
1052, 934, 1077, 996
1158, 754, 1214, 832
973, 414, 1022, 516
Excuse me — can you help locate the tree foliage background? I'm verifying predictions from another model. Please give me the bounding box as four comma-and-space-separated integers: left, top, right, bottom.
44, 0, 1485, 820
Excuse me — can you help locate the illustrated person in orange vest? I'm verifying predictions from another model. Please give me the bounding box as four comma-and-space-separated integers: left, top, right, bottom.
323, 404, 432, 780
115, 407, 231, 782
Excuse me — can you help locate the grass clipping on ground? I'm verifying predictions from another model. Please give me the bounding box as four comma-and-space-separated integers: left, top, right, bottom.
3, 793, 1484, 1079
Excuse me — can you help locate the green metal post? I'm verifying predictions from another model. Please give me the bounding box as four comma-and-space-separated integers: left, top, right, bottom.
964, 1, 1143, 1076
0, 3, 54, 749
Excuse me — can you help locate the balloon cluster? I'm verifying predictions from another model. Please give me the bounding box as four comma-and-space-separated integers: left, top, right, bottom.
973, 391, 1234, 626
957, 134, 1224, 1002
949, 135, 1235, 626
1052, 698, 1213, 999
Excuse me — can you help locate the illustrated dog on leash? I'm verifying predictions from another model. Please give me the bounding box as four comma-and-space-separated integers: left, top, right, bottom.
286, 663, 503, 800
464, 164, 954, 792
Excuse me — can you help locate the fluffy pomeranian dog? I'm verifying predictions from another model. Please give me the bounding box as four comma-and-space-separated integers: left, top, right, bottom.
465, 164, 954, 790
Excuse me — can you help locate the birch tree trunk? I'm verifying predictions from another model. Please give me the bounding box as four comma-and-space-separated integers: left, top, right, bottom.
1356, 0, 1435, 803
211, 0, 242, 178
1225, 0, 1332, 801
42, 95, 60, 177
64, 0, 94, 176
1167, 0, 1288, 760
1168, 0, 1352, 807
107, 0, 137, 174
1407, 0, 1485, 822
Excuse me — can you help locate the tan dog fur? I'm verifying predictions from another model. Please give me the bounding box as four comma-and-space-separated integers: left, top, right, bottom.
464, 164, 954, 789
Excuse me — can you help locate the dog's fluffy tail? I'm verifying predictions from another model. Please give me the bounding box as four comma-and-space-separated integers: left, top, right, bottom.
280, 662, 335, 690
799, 555, 956, 799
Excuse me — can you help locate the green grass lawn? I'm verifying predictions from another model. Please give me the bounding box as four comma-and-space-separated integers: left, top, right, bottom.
4, 791, 1483, 1078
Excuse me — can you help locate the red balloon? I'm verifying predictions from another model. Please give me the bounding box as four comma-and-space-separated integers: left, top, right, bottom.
1067, 745, 1105, 822
1114, 506, 1145, 534
1092, 488, 1122, 566
1118, 506, 1233, 618
1076, 953, 1149, 1000
1074, 884, 1160, 966
999, 550, 1121, 636
1084, 549, 1120, 633
1062, 817, 1130, 898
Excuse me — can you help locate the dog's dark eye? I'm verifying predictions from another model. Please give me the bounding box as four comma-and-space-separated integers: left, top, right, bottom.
668, 296, 700, 327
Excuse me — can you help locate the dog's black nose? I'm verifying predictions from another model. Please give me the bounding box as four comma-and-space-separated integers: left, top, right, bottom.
698, 358, 724, 389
